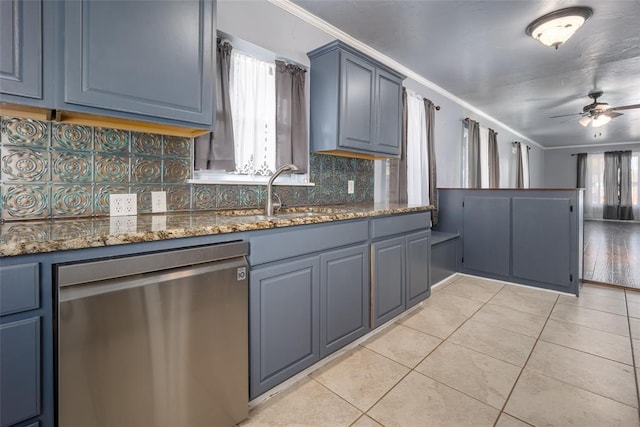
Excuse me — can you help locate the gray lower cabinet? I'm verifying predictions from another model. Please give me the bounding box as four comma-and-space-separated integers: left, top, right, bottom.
249, 257, 320, 399
59, 0, 215, 128
371, 236, 406, 328
0, 317, 41, 427
406, 231, 431, 308
435, 189, 582, 295
512, 197, 574, 290
320, 244, 370, 358
462, 196, 511, 278
371, 230, 431, 327
308, 40, 404, 158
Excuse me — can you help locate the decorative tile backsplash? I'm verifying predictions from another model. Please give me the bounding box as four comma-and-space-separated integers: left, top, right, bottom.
0, 116, 374, 220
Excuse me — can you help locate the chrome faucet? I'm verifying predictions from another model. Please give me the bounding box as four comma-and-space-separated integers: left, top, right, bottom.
265, 164, 299, 216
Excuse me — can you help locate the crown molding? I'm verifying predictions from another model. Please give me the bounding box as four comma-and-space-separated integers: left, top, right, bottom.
269, 0, 544, 149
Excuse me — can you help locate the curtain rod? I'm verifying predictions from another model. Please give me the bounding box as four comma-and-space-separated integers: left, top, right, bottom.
512, 141, 531, 150
571, 150, 633, 156
462, 117, 497, 134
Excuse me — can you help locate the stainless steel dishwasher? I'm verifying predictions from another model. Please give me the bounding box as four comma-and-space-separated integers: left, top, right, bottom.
56, 242, 249, 427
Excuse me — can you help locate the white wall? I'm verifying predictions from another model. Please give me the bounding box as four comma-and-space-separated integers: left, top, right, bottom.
218, 0, 545, 189
544, 142, 640, 188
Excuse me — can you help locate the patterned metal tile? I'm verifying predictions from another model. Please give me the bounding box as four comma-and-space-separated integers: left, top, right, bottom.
94, 154, 129, 183
276, 186, 307, 207
131, 156, 162, 183
165, 184, 191, 211
52, 123, 92, 150
163, 136, 191, 157
239, 185, 265, 208
2, 183, 50, 219
130, 184, 162, 213
94, 184, 129, 215
95, 127, 129, 153
1, 146, 49, 182
163, 158, 190, 183
193, 185, 217, 210
132, 132, 162, 155
52, 149, 92, 182
1, 117, 49, 146
217, 185, 239, 209
52, 184, 92, 217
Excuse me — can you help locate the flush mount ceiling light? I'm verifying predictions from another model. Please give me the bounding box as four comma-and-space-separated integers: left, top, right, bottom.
526, 6, 593, 49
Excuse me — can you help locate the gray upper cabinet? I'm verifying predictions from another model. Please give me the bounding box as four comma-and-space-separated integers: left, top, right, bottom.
374, 68, 403, 154
0, 0, 54, 107
462, 196, 511, 278
59, 0, 215, 128
309, 40, 404, 158
340, 52, 375, 152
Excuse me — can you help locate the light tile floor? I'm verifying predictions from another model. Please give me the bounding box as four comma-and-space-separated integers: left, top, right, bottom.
240, 275, 640, 427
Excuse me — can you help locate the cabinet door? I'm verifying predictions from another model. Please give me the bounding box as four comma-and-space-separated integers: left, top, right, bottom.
320, 245, 370, 358
371, 236, 405, 328
512, 197, 573, 290
63, 0, 214, 125
0, 0, 42, 99
250, 257, 320, 399
339, 52, 375, 152
374, 69, 402, 156
462, 196, 510, 278
0, 317, 41, 427
406, 231, 431, 308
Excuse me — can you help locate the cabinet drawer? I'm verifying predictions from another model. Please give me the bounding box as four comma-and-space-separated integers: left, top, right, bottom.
370, 212, 430, 239
0, 263, 40, 316
249, 220, 369, 266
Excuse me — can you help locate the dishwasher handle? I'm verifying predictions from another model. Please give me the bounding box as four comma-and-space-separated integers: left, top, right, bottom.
59, 257, 248, 303
58, 241, 248, 287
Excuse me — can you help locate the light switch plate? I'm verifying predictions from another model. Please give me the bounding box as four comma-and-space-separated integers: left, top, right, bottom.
151, 191, 167, 213
110, 194, 137, 216
347, 180, 355, 194
152, 215, 167, 231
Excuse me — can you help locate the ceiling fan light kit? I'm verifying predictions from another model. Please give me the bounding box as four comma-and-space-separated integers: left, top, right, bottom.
526, 6, 593, 49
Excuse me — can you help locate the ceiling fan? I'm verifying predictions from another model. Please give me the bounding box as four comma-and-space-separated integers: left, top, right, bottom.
549, 91, 640, 128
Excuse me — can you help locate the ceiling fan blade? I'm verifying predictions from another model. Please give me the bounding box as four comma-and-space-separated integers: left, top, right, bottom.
604, 111, 623, 118
549, 113, 581, 118
611, 104, 640, 111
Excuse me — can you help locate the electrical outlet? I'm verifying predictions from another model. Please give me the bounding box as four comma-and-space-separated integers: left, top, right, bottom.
347, 180, 355, 194
110, 194, 137, 216
109, 216, 138, 235
151, 191, 167, 213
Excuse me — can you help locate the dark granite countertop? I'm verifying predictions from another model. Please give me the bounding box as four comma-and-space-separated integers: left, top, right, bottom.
0, 203, 433, 257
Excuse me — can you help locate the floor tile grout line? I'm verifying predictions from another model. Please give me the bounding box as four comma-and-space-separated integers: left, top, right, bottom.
359, 281, 507, 423
536, 334, 635, 367
492, 293, 560, 427
304, 376, 369, 425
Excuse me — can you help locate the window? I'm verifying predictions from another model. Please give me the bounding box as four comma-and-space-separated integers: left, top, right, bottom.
229, 51, 276, 176
192, 38, 310, 185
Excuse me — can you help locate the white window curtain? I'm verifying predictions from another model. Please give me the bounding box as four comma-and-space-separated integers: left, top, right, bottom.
632, 151, 640, 219
521, 144, 530, 188
406, 90, 429, 205
229, 50, 276, 176
584, 153, 604, 219
479, 126, 490, 188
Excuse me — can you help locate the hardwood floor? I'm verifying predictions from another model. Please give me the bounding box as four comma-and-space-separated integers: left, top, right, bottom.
583, 220, 640, 288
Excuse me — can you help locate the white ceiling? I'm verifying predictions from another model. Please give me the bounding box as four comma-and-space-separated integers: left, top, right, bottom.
291, 0, 640, 148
